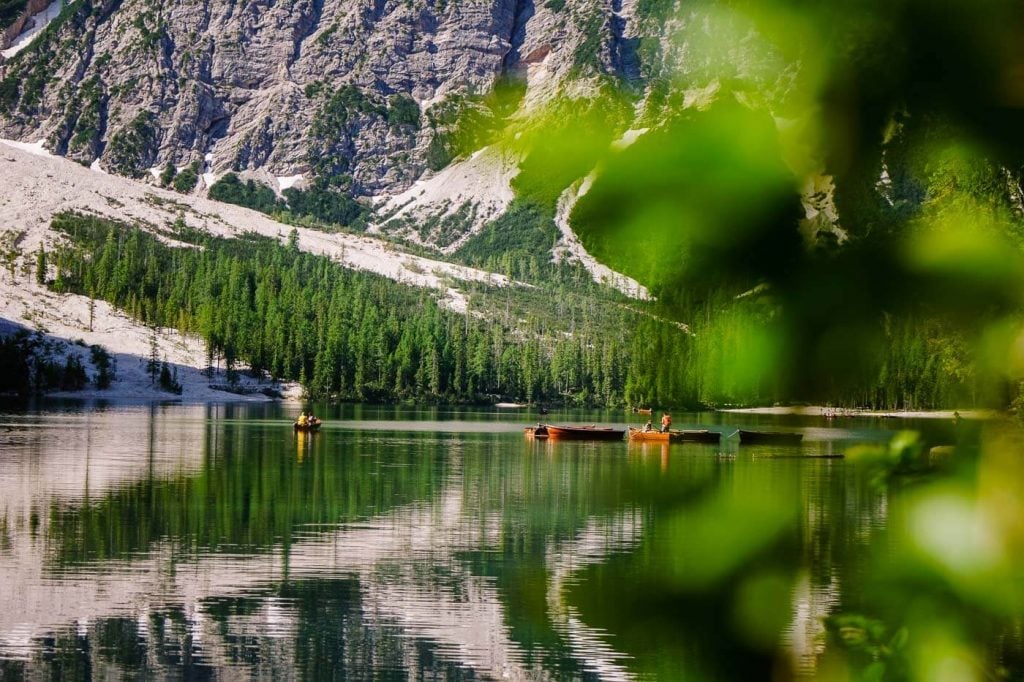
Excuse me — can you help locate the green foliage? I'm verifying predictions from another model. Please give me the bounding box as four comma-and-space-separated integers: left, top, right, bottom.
846, 431, 928, 490
304, 80, 325, 99
0, 332, 31, 396
570, 102, 802, 301
105, 111, 157, 178
67, 76, 104, 156
47, 212, 696, 407
60, 354, 87, 390
636, 0, 674, 21
572, 10, 606, 73
282, 186, 364, 226
387, 94, 420, 129
208, 173, 366, 229
425, 80, 526, 170
208, 173, 283, 213
90, 344, 115, 389
0, 0, 28, 30
543, 0, 565, 11
425, 133, 455, 171
0, 75, 19, 114
315, 23, 338, 46
35, 245, 46, 285
454, 200, 560, 282
46, 424, 450, 564
307, 85, 385, 184
0, 0, 86, 114
171, 161, 200, 193
158, 361, 182, 394
0, 330, 98, 396
131, 11, 164, 52
159, 162, 175, 187
146, 331, 160, 384
823, 615, 909, 680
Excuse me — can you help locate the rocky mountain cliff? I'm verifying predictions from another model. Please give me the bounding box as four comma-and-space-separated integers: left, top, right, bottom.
0, 0, 666, 197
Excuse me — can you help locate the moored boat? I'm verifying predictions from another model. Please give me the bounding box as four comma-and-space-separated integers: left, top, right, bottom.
542, 424, 625, 441
738, 429, 803, 445
628, 428, 721, 443
676, 429, 722, 443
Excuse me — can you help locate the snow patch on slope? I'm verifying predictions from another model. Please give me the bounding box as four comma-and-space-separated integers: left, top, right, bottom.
2, 0, 69, 59
1, 138, 53, 157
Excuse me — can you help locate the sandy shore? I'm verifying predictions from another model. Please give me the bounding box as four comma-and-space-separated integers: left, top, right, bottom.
720, 406, 999, 420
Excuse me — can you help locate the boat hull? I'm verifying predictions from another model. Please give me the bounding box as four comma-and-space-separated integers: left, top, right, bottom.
738, 430, 802, 445
628, 428, 721, 443
294, 423, 321, 432
543, 425, 624, 441
676, 429, 722, 443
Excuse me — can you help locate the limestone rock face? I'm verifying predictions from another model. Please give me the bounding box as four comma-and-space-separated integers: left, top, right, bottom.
0, 0, 653, 196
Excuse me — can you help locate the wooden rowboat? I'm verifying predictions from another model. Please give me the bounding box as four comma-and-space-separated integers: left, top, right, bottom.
738, 429, 802, 445
294, 421, 322, 432
534, 424, 624, 441
628, 428, 721, 443
675, 429, 721, 443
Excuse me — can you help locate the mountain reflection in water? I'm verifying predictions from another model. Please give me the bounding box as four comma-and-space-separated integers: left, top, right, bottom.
0, 403, 899, 679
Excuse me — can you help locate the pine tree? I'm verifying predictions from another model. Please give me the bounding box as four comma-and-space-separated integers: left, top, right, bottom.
147, 331, 160, 384
35, 246, 47, 285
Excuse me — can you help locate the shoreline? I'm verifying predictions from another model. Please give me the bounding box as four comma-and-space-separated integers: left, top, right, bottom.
719, 406, 999, 420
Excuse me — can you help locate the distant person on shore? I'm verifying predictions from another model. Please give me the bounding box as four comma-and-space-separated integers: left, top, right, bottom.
660, 413, 671, 433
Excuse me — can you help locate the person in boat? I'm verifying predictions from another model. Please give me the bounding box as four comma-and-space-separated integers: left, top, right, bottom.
660, 412, 672, 433
643, 420, 653, 432
308, 413, 319, 427
297, 412, 309, 427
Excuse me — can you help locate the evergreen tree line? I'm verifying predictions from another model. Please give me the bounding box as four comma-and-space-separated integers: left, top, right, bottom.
207, 173, 365, 230
38, 212, 986, 408
0, 331, 106, 397
46, 213, 696, 406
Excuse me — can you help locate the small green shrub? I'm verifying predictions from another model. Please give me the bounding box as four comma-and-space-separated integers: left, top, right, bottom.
388, 94, 421, 129
172, 161, 201, 193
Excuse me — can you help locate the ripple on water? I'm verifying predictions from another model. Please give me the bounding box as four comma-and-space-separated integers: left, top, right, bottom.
0, 405, 914, 679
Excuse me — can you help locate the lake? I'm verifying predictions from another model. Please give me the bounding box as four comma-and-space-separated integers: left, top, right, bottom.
0, 402, 968, 679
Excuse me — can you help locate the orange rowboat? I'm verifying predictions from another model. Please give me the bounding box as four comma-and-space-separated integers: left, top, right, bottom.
526, 424, 624, 441
628, 428, 721, 443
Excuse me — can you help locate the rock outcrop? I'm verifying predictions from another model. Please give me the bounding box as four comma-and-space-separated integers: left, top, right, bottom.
0, 0, 655, 198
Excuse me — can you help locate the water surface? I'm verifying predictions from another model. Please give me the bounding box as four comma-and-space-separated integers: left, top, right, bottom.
0, 403, 953, 679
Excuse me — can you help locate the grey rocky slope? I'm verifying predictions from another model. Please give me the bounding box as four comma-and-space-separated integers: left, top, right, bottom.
1, 0, 813, 281
0, 0, 667, 196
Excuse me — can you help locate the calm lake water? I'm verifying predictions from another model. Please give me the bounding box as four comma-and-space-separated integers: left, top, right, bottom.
0, 403, 962, 679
